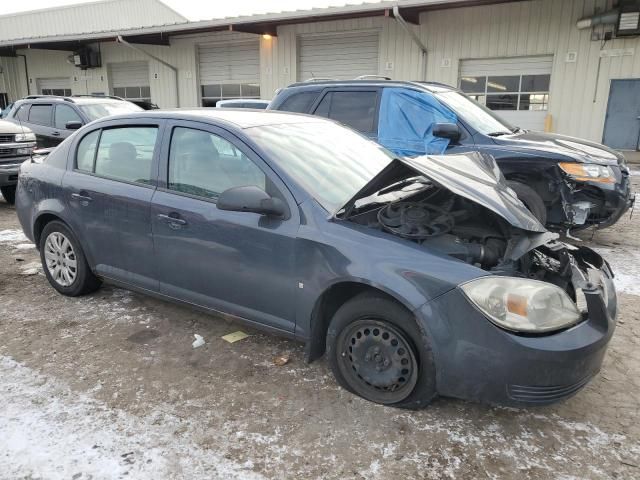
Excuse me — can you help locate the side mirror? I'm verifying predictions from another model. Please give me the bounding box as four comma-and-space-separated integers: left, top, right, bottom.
217, 185, 286, 217
433, 123, 461, 142
65, 120, 83, 130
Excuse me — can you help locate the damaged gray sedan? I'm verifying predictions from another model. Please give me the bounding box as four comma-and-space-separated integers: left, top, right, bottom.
16, 110, 616, 408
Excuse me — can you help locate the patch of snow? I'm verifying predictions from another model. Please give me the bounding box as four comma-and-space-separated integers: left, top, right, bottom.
0, 356, 264, 480
19, 261, 42, 276
0, 229, 28, 245
13, 242, 35, 250
593, 246, 640, 296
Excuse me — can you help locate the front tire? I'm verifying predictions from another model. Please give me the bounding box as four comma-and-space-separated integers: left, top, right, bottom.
326, 292, 437, 409
0, 185, 16, 205
506, 180, 547, 225
39, 220, 101, 296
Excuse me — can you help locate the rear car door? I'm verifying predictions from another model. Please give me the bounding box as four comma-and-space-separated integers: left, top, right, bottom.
24, 103, 60, 147
310, 89, 381, 140
150, 121, 298, 333
62, 119, 164, 291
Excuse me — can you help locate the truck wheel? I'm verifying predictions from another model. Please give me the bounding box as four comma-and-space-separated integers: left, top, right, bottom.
39, 220, 101, 296
326, 292, 437, 409
0, 185, 16, 205
506, 180, 547, 225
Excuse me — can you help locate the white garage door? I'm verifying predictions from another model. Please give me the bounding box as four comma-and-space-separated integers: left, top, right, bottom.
459, 55, 553, 131
297, 31, 379, 82
109, 61, 151, 102
37, 77, 71, 96
198, 41, 260, 106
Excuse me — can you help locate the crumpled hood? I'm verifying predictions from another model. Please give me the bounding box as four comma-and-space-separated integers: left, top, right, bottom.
339, 151, 547, 233
492, 130, 624, 166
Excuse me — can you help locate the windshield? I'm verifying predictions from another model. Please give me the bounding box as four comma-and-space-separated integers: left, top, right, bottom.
78, 101, 143, 121
435, 91, 514, 136
246, 122, 394, 212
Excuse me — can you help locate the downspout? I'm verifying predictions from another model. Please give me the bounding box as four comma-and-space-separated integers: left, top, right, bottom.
392, 6, 428, 80
116, 35, 180, 107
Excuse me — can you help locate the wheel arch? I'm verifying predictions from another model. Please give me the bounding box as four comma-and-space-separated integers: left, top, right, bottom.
305, 280, 417, 363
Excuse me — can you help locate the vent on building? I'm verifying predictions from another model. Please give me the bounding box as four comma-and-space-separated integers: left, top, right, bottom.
617, 2, 640, 36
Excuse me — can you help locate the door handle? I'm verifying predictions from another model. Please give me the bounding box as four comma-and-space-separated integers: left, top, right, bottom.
157, 213, 187, 226
71, 192, 93, 203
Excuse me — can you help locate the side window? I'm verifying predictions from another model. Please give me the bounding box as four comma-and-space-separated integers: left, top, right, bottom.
168, 127, 265, 200
28, 104, 53, 126
93, 127, 158, 184
278, 91, 320, 113
14, 104, 29, 121
55, 105, 83, 130
76, 130, 100, 172
313, 91, 378, 133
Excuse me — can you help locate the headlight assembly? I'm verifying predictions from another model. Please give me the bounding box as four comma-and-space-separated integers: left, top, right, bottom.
460, 277, 581, 333
14, 132, 36, 142
559, 162, 614, 183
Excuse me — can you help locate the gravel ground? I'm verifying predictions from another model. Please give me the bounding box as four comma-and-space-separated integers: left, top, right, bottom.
0, 175, 639, 480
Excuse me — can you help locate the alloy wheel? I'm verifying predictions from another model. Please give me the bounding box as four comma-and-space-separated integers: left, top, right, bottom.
43, 232, 78, 287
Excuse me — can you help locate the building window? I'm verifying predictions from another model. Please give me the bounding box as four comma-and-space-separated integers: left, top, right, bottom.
113, 86, 151, 102
200, 83, 260, 107
42, 88, 72, 96
460, 74, 550, 111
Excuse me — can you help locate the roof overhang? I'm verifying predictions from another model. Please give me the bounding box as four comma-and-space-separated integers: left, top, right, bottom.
0, 0, 523, 54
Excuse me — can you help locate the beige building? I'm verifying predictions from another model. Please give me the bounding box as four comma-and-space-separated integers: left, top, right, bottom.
1, 0, 640, 150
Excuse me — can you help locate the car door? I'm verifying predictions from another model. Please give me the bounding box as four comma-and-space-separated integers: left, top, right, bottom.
24, 103, 60, 147
62, 119, 164, 291
310, 89, 381, 141
150, 121, 298, 333
53, 104, 84, 140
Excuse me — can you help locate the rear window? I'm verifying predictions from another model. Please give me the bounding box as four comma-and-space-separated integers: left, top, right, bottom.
313, 91, 378, 133
277, 91, 320, 113
28, 104, 53, 126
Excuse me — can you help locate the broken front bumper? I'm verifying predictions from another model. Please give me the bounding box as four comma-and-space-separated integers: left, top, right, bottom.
562, 167, 634, 229
416, 254, 616, 407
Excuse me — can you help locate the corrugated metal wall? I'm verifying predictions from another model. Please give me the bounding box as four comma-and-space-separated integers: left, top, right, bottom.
419, 0, 640, 142
0, 0, 186, 43
4, 0, 640, 143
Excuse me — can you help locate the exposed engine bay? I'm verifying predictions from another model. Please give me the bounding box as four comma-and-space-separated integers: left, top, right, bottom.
346, 183, 613, 310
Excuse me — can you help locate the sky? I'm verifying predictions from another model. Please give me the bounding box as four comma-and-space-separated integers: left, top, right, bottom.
0, 0, 386, 20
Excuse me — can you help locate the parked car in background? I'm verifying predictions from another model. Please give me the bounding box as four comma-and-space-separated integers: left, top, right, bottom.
269, 80, 634, 232
0, 103, 13, 118
0, 119, 36, 204
129, 99, 160, 110
16, 110, 616, 408
4, 95, 143, 147
217, 99, 270, 109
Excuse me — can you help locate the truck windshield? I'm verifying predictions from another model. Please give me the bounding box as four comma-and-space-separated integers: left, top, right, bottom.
435, 91, 514, 136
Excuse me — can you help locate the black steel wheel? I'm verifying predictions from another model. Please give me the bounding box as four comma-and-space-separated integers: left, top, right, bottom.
337, 319, 419, 404
327, 292, 437, 409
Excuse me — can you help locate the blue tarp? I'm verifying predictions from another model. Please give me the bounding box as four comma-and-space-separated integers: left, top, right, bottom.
377, 88, 458, 157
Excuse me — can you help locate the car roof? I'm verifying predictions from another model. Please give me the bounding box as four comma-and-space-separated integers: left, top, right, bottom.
15, 96, 132, 106
93, 109, 323, 129
280, 79, 459, 93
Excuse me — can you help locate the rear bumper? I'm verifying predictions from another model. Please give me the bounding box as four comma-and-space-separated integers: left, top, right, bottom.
417, 273, 616, 407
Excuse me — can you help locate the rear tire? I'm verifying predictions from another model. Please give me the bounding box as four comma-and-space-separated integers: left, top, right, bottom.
0, 185, 16, 205
506, 180, 547, 225
326, 292, 437, 409
39, 220, 101, 296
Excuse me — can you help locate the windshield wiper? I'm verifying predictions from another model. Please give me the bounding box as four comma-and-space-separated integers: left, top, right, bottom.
487, 131, 511, 137
511, 126, 524, 133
